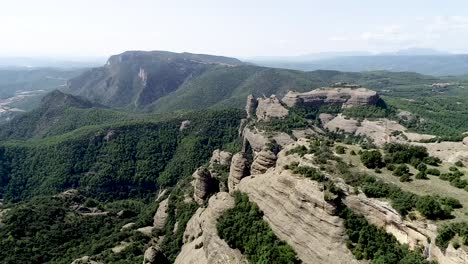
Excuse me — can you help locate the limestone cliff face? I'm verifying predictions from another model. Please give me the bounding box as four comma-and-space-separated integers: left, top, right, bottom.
255, 95, 289, 121
174, 193, 247, 264
282, 87, 379, 109
228, 153, 249, 193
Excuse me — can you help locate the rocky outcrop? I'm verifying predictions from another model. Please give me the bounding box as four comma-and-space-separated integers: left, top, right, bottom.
228, 153, 249, 193
242, 127, 270, 152
143, 245, 169, 264
255, 95, 289, 121
282, 87, 379, 109
209, 149, 232, 166
193, 168, 216, 204
179, 120, 191, 131
245, 95, 258, 119
237, 166, 359, 263
175, 192, 247, 264
345, 194, 468, 264
250, 150, 277, 175
345, 195, 429, 250
153, 198, 169, 231
324, 114, 359, 134
71, 256, 102, 264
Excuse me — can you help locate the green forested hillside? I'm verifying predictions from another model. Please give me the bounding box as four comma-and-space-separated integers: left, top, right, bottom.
0, 90, 131, 140
0, 109, 243, 201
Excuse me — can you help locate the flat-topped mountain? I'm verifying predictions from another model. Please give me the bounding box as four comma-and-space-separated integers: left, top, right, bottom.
65, 51, 244, 108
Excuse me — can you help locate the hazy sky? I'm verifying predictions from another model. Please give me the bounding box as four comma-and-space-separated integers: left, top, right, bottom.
1, 0, 468, 58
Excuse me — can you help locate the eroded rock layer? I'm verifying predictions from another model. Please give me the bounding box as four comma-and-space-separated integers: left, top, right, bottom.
228, 153, 249, 193
282, 87, 379, 109
175, 193, 247, 264
237, 169, 359, 264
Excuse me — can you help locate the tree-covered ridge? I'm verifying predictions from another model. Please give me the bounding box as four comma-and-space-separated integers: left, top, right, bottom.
0, 109, 243, 202
0, 195, 155, 264
217, 192, 299, 264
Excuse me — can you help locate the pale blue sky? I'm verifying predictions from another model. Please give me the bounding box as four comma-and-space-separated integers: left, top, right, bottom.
1, 0, 468, 57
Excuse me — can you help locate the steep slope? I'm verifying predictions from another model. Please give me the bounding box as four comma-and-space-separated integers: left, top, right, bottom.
0, 90, 129, 140
65, 51, 243, 109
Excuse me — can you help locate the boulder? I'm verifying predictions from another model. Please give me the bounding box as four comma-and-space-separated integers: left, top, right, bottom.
255, 95, 289, 121
228, 153, 249, 193
143, 245, 169, 264
209, 149, 232, 166
153, 198, 169, 230
179, 120, 191, 131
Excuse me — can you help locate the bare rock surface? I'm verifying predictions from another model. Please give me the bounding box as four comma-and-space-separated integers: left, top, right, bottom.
71, 256, 102, 264
210, 149, 232, 166
143, 245, 168, 264
175, 192, 247, 264
193, 168, 215, 204
228, 153, 248, 192
412, 141, 468, 163
245, 95, 257, 119
242, 127, 269, 152
153, 198, 169, 230
237, 168, 359, 264
255, 95, 289, 121
345, 194, 468, 264
283, 87, 379, 108
137, 226, 154, 236
112, 241, 130, 254
179, 120, 191, 131
324, 114, 359, 134
120, 222, 135, 231
250, 150, 277, 175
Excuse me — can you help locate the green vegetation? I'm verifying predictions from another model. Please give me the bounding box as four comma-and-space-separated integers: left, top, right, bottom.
436, 222, 468, 250
158, 188, 198, 262
0, 196, 151, 264
217, 192, 299, 264
393, 164, 410, 177
439, 171, 468, 190
426, 168, 440, 176
335, 145, 346, 154
342, 103, 393, 119
336, 161, 459, 218
339, 207, 436, 264
0, 109, 243, 202
360, 150, 384, 169
383, 143, 428, 164
285, 162, 327, 182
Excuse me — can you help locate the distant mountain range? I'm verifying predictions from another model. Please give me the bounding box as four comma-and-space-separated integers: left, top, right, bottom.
62, 50, 448, 113
249, 48, 468, 76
